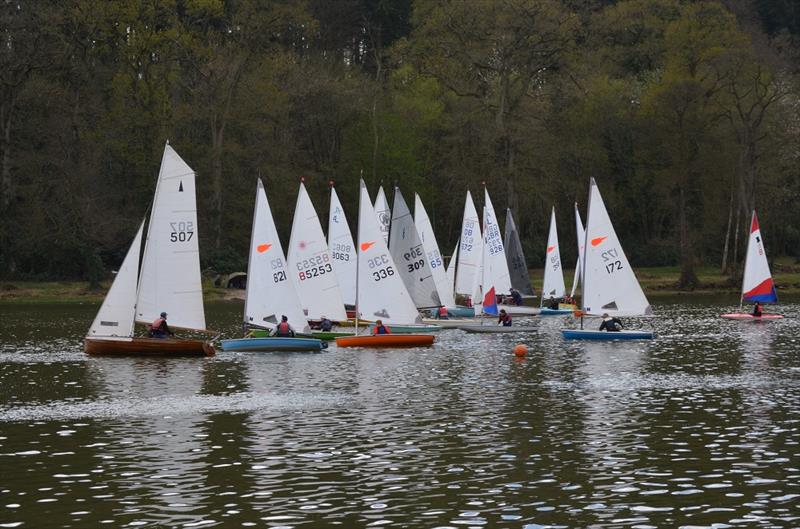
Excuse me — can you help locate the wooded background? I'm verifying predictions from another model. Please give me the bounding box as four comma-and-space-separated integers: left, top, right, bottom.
1, 0, 798, 288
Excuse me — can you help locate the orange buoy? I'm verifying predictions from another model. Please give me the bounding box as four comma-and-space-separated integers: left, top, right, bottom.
513, 344, 528, 357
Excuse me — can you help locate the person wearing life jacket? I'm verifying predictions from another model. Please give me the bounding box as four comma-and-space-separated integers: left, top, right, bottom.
510, 288, 523, 306
319, 316, 333, 332
149, 312, 174, 338
372, 319, 392, 335
599, 313, 623, 332
437, 306, 449, 320
270, 315, 295, 337
752, 302, 762, 317
498, 309, 512, 327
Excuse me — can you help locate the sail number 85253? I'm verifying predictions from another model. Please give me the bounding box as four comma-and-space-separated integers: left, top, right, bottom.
170, 221, 194, 242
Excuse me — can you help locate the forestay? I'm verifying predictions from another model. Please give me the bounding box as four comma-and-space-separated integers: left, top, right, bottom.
245, 179, 310, 333
328, 186, 357, 306
541, 207, 566, 303
504, 208, 534, 295
136, 144, 206, 331
480, 188, 512, 302
454, 191, 483, 299
88, 220, 144, 338
415, 193, 457, 308
389, 189, 441, 308
741, 210, 778, 303
582, 178, 652, 317
287, 182, 347, 321
374, 186, 391, 243
357, 180, 421, 324
570, 203, 585, 299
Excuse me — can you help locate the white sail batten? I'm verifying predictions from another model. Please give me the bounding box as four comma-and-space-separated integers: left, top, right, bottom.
479, 188, 512, 303
504, 209, 533, 295
287, 182, 347, 321
136, 144, 206, 331
374, 186, 391, 243
415, 193, 457, 308
541, 207, 566, 303
389, 189, 441, 308
357, 180, 421, 324
88, 220, 145, 338
582, 178, 652, 317
245, 179, 310, 333
454, 191, 483, 300
328, 187, 357, 306
570, 203, 585, 299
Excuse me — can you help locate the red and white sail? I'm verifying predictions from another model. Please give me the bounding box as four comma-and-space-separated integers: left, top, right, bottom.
741, 210, 777, 303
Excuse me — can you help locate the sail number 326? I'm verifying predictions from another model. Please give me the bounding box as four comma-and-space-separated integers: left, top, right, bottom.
601, 248, 622, 274
170, 221, 194, 242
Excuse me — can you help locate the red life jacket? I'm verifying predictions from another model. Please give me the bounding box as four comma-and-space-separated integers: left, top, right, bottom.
438, 306, 448, 317
150, 318, 165, 330
277, 321, 291, 335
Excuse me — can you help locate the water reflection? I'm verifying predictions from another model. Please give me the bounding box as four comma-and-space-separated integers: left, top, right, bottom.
0, 298, 799, 528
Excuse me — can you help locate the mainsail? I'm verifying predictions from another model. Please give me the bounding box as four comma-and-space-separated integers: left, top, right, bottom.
415, 193, 457, 308
541, 207, 566, 303
569, 203, 585, 299
454, 191, 483, 300
374, 186, 391, 243
741, 210, 778, 304
504, 208, 533, 295
328, 186, 357, 306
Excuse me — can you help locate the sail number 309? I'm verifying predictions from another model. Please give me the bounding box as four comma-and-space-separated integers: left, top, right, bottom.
170, 221, 194, 242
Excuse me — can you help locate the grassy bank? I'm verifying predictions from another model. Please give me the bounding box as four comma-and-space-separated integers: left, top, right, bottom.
3, 258, 800, 303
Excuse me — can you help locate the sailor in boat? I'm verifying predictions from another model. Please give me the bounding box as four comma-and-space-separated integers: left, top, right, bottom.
372, 320, 392, 335
436, 306, 449, 320
148, 312, 175, 339
319, 316, 333, 332
599, 313, 623, 332
752, 302, 762, 317
509, 288, 523, 306
547, 296, 559, 310
498, 309, 512, 327
270, 315, 296, 337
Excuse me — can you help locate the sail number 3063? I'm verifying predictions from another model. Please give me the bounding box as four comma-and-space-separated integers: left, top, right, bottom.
170, 221, 194, 242
601, 248, 622, 274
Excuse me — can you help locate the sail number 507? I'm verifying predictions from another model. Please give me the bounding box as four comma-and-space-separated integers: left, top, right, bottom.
170, 221, 194, 242
601, 248, 622, 274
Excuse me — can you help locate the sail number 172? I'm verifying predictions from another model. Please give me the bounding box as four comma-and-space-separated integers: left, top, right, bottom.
601, 247, 622, 274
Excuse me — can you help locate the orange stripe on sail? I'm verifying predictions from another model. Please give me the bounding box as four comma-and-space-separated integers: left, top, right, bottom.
591, 236, 607, 247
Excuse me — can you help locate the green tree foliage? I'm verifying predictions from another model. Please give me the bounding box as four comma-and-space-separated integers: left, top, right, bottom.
0, 0, 797, 285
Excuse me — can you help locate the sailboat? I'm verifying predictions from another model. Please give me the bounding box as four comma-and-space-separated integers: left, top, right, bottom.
453, 191, 483, 315
562, 178, 654, 340
414, 193, 456, 311
84, 144, 215, 356
328, 183, 357, 308
539, 207, 572, 316
220, 180, 326, 352
374, 185, 391, 243
721, 211, 783, 320
460, 188, 537, 333
504, 208, 534, 296
287, 180, 348, 324
335, 180, 435, 348
565, 202, 585, 309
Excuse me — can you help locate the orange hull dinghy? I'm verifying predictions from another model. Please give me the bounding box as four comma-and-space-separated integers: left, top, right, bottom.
335, 334, 435, 348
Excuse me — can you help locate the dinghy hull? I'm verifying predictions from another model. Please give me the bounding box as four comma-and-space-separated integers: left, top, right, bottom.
84, 337, 215, 356
496, 304, 540, 315
220, 337, 326, 352
720, 313, 784, 321
448, 306, 475, 318
335, 334, 435, 347
539, 308, 575, 316
561, 329, 654, 340
367, 324, 441, 334
458, 325, 537, 334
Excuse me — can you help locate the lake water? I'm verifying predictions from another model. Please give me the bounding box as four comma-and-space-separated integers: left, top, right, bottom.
1, 298, 799, 528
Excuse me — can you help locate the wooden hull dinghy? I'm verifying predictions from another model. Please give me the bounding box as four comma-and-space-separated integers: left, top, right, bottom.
720, 313, 783, 321
458, 325, 537, 334
335, 334, 435, 348
561, 329, 654, 340
220, 337, 326, 352
367, 323, 441, 333
85, 337, 215, 356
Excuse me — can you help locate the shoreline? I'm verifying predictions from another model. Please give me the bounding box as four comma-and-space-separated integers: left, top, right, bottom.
3, 264, 800, 304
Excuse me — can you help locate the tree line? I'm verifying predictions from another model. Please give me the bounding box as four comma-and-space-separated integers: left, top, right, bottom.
1, 0, 798, 288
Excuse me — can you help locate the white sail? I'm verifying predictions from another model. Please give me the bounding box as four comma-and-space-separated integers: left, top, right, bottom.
389, 189, 441, 308
414, 193, 457, 308
504, 209, 534, 295
446, 242, 457, 292
570, 203, 586, 298
454, 191, 483, 299
741, 210, 778, 303
480, 188, 512, 302
357, 180, 421, 324
244, 179, 310, 333
88, 220, 145, 338
582, 178, 652, 317
136, 144, 206, 331
374, 185, 391, 243
287, 182, 347, 321
541, 207, 566, 303
328, 186, 357, 306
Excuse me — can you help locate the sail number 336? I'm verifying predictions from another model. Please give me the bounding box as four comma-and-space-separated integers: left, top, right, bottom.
368, 254, 395, 281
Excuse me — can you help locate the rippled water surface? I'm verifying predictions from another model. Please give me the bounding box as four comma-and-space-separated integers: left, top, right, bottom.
1, 298, 799, 528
